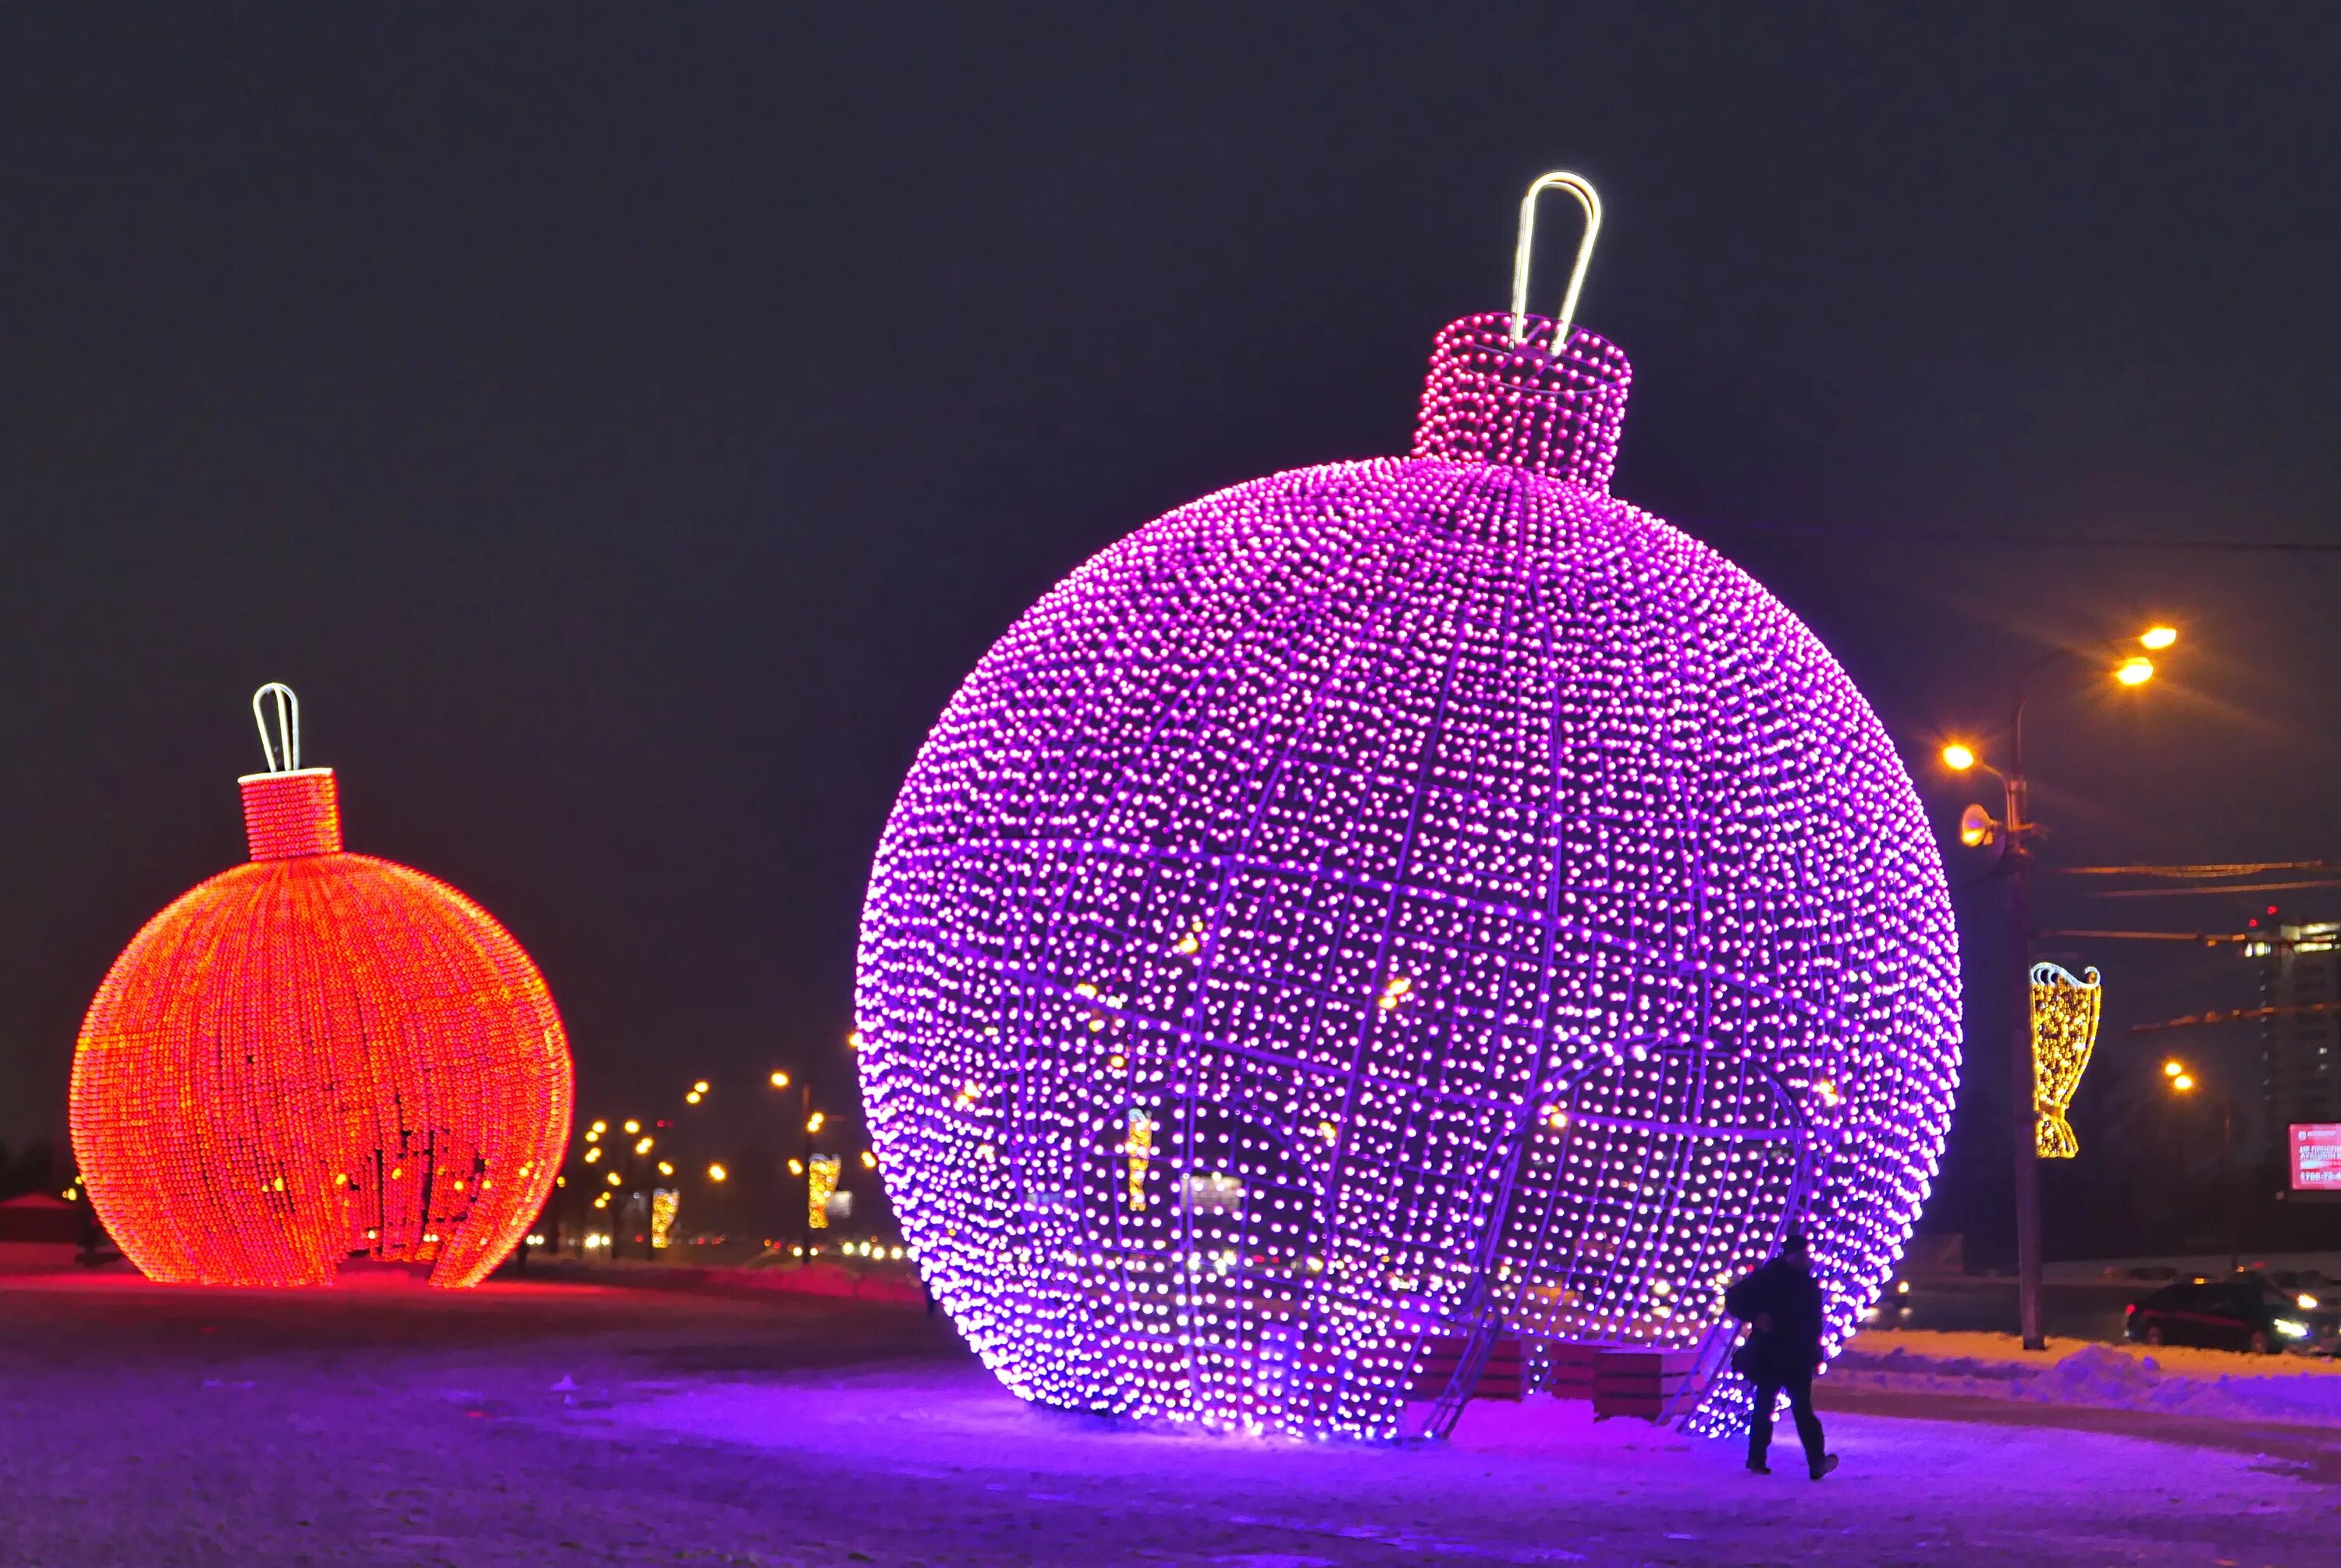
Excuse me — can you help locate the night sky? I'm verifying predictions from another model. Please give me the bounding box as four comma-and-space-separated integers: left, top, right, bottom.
5, 7, 2337, 1249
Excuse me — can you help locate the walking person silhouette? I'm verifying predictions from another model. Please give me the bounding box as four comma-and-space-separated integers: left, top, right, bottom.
1725, 1230, 1840, 1479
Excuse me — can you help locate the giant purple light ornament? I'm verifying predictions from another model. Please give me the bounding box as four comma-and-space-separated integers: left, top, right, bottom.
857, 173, 1960, 1440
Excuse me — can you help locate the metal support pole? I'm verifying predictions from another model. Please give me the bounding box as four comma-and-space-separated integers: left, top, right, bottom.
2007, 696, 2046, 1352
2009, 857, 2046, 1350
801, 1078, 816, 1264
2224, 1096, 2240, 1275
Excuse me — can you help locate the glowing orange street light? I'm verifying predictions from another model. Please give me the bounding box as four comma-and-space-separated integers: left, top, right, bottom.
2140, 625, 2178, 651
2163, 1059, 2185, 1079
1941, 742, 1977, 772
860, 1150, 878, 1170
707, 1163, 728, 1183
623, 1119, 641, 1135
2114, 656, 2155, 686
769, 1070, 791, 1090
692, 1080, 710, 1094
634, 1136, 653, 1155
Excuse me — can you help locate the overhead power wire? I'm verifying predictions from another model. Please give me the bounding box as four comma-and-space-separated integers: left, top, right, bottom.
1694, 517, 2341, 554
2035, 928, 2250, 945
2055, 862, 2341, 878
2131, 1001, 2341, 1034
2086, 878, 2341, 897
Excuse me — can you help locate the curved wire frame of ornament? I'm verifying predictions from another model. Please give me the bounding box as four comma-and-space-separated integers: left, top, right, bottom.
2030, 962, 2104, 1160
858, 456, 1959, 1440
73, 853, 572, 1288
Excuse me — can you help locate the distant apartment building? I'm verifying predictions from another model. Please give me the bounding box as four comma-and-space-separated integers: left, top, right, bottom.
2243, 921, 2341, 1138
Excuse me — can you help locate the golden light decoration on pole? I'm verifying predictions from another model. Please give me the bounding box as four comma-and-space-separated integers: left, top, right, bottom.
806, 1111, 826, 1133
2163, 1059, 2185, 1080
769, 1070, 791, 1090
2140, 625, 2178, 651
2113, 656, 2155, 686
1941, 742, 1977, 772
858, 1149, 877, 1170
2029, 962, 2102, 1158
807, 1154, 840, 1230
706, 1163, 728, 1183
634, 1136, 653, 1155
623, 1119, 641, 1135
656, 1160, 674, 1176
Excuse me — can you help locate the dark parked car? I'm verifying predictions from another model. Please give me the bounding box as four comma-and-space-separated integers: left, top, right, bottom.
2125, 1277, 2339, 1356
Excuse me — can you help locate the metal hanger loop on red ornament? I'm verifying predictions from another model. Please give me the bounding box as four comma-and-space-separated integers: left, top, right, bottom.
251, 682, 300, 774
1509, 172, 1603, 358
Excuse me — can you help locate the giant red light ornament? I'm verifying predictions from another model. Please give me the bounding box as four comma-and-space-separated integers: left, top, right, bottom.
856, 175, 1960, 1439
70, 685, 574, 1287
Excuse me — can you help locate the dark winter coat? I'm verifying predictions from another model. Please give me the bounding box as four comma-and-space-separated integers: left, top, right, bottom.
1725, 1254, 1824, 1382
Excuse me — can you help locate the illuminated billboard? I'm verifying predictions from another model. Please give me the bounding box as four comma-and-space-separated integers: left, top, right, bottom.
2292, 1124, 2341, 1192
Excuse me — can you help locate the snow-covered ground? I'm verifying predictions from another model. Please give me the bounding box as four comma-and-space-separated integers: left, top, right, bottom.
599, 1356, 2341, 1566
1835, 1328, 2341, 1428
2, 1273, 2336, 1567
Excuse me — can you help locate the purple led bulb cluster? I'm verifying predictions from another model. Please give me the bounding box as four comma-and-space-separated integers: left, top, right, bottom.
856, 309, 1960, 1440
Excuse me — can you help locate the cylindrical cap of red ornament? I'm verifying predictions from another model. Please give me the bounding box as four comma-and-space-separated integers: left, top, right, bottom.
70, 684, 574, 1286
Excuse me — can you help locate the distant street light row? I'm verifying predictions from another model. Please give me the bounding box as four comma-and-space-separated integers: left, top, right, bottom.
556, 1052, 883, 1257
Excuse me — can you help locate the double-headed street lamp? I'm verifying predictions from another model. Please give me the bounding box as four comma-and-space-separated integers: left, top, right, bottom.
1941, 623, 2179, 1353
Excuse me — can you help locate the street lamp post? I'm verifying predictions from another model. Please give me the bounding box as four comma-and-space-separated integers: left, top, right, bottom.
1944, 625, 2176, 1353
771, 1070, 821, 1261
2164, 1059, 2241, 1275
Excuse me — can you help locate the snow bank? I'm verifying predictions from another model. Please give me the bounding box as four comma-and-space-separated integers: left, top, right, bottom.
1835, 1329, 2341, 1427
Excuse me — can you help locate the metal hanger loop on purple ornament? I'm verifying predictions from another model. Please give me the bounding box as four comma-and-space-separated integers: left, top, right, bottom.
1508, 171, 1602, 357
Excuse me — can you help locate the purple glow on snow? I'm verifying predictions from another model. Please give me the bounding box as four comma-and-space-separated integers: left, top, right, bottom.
856, 311, 1961, 1439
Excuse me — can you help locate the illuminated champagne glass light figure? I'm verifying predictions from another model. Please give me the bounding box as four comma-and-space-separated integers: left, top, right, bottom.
2029, 963, 2102, 1158
857, 176, 1961, 1439
71, 685, 574, 1286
